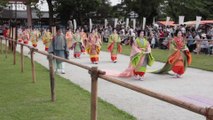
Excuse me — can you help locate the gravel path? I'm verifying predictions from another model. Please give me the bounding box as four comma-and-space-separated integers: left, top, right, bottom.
15, 40, 213, 120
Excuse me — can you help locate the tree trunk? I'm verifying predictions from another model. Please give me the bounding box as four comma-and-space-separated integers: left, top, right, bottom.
26, 4, 32, 28
47, 0, 54, 28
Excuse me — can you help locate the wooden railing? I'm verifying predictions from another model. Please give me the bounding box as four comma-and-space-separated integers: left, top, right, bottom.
0, 36, 213, 120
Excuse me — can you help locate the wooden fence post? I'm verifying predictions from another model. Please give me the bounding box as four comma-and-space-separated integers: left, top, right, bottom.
20, 44, 24, 72
206, 107, 213, 120
13, 40, 16, 65
48, 54, 55, 102
89, 67, 99, 120
5, 38, 8, 58
0, 38, 2, 54
30, 48, 36, 83
0, 38, 2, 62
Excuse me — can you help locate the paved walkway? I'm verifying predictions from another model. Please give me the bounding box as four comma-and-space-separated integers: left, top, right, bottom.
16, 41, 213, 120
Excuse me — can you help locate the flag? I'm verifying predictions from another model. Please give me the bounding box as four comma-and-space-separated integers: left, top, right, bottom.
165, 17, 170, 26
195, 16, 202, 30
114, 18, 118, 28
133, 19, 136, 30
104, 19, 108, 28
89, 18, 92, 32
142, 17, 146, 30
179, 16, 185, 25
13, 28, 16, 39
152, 17, 155, 25
126, 18, 129, 29
73, 19, 77, 32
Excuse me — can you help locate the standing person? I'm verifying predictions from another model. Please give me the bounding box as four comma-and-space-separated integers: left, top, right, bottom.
108, 28, 122, 63
103, 28, 110, 43
187, 32, 196, 52
71, 29, 84, 58
159, 29, 164, 49
42, 29, 52, 51
65, 28, 73, 49
80, 28, 87, 53
17, 28, 23, 43
154, 30, 192, 78
131, 30, 154, 80
149, 32, 156, 48
86, 28, 102, 64
30, 29, 39, 47
22, 28, 30, 44
48, 26, 69, 74
3, 27, 10, 38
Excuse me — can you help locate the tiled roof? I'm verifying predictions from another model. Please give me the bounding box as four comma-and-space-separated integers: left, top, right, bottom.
0, 9, 49, 19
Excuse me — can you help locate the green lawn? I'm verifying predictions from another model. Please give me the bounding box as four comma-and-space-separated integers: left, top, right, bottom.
0, 50, 135, 120
101, 43, 213, 71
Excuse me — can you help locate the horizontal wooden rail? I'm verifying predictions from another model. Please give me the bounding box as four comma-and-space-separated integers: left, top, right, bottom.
1, 36, 213, 120
99, 75, 209, 116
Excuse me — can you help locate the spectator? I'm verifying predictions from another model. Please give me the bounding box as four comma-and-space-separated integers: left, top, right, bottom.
187, 32, 196, 52
3, 27, 9, 38
208, 40, 213, 55
200, 33, 209, 54
103, 28, 110, 43
193, 34, 201, 54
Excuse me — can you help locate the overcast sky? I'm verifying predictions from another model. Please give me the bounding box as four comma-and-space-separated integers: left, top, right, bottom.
37, 0, 121, 11
110, 0, 122, 6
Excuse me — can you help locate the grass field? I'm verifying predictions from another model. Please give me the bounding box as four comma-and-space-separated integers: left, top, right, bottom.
0, 50, 135, 120
101, 43, 213, 71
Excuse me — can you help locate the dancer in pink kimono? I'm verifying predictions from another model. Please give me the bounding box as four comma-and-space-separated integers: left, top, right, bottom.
106, 30, 154, 80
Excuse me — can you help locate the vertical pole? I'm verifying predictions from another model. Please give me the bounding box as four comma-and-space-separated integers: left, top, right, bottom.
89, 67, 99, 120
0, 38, 2, 54
13, 28, 16, 65
48, 54, 55, 102
21, 44, 24, 72
26, 4, 32, 28
0, 38, 2, 61
5, 38, 8, 58
30, 48, 36, 83
13, 41, 16, 65
10, 28, 13, 51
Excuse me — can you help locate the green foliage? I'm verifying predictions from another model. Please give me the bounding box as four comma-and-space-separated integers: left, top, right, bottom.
0, 49, 136, 120
118, 0, 163, 24
55, 0, 112, 26
0, 0, 8, 11
161, 0, 213, 22
0, 0, 7, 6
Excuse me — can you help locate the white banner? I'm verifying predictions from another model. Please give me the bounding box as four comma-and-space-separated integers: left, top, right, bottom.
126, 18, 129, 29
114, 18, 118, 28
196, 16, 202, 30
152, 17, 155, 25
165, 16, 170, 26
179, 16, 185, 25
13, 28, 16, 39
89, 18, 92, 33
142, 17, 146, 30
133, 19, 136, 30
104, 19, 108, 28
73, 19, 77, 32
10, 28, 12, 38
52, 26, 56, 36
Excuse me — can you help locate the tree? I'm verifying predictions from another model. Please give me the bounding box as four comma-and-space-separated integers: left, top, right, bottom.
200, 0, 213, 19
52, 0, 112, 26
0, 0, 7, 11
121, 0, 163, 25
161, 0, 213, 22
46, 0, 54, 27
